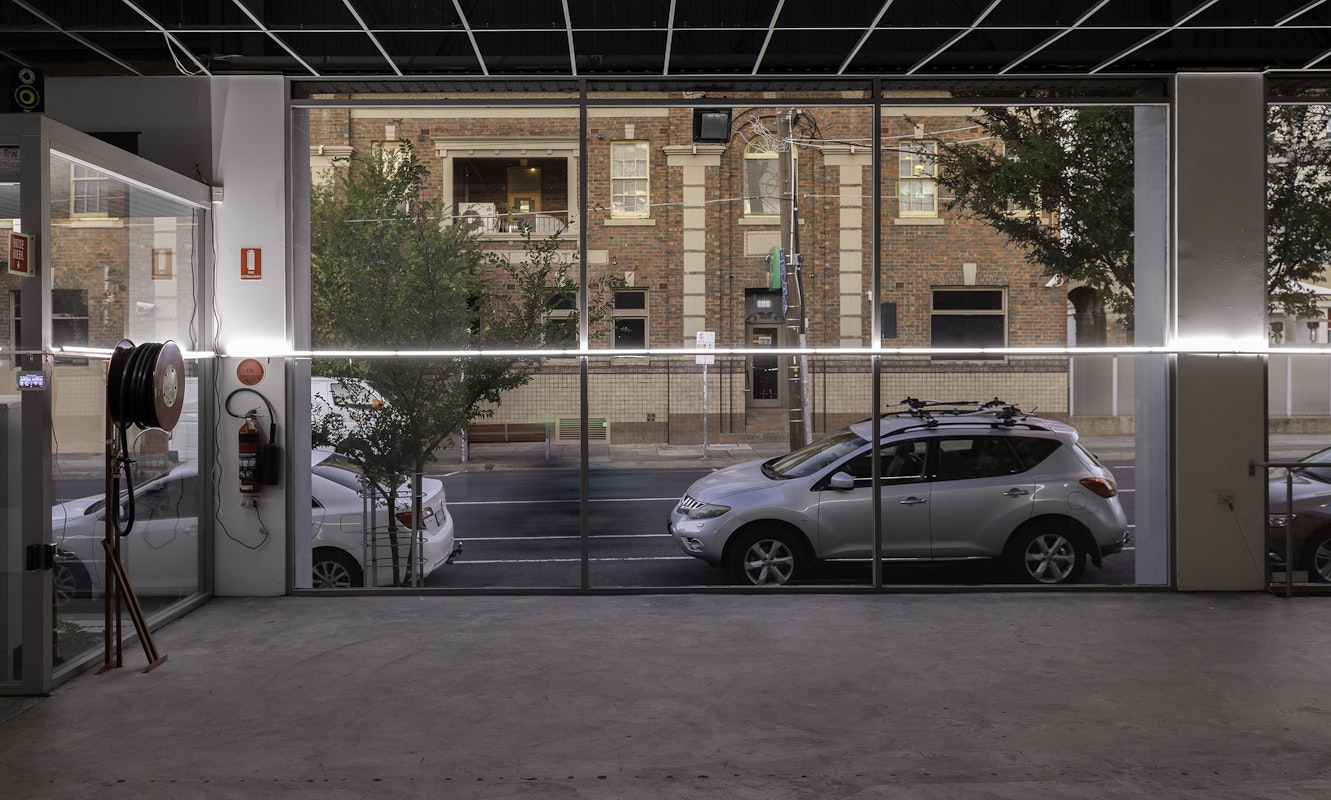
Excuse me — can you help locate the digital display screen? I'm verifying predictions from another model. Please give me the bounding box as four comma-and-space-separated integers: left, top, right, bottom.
17, 371, 46, 390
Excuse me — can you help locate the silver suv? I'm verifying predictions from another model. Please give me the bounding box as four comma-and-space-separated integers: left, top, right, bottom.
668, 400, 1130, 585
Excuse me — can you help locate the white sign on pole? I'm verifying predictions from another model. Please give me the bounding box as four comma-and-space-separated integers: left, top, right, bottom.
695, 330, 715, 365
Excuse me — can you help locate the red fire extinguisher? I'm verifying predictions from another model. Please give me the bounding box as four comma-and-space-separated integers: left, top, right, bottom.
239, 410, 261, 494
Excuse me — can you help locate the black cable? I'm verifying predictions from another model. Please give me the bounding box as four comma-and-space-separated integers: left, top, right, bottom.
224, 387, 277, 442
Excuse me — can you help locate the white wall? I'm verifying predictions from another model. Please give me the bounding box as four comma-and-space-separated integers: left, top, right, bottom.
48, 76, 290, 596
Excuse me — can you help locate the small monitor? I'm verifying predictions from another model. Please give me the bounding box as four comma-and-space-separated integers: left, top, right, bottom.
17, 371, 46, 391
692, 108, 732, 143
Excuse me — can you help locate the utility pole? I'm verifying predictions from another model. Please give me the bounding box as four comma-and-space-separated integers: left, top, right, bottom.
779, 108, 812, 450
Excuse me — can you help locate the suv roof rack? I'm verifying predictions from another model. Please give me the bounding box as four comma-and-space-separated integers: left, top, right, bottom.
874, 397, 1050, 430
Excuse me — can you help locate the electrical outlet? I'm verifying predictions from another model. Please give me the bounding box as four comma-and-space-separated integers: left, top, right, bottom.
240, 496, 257, 508
1214, 491, 1234, 507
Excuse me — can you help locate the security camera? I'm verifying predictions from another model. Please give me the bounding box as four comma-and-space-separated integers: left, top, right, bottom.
1044, 275, 1065, 289
136, 301, 156, 314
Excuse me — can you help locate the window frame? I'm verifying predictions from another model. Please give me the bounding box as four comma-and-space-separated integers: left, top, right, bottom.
609, 141, 650, 218
70, 162, 110, 218
898, 140, 938, 218
743, 140, 781, 218
929, 287, 1007, 361
611, 289, 648, 349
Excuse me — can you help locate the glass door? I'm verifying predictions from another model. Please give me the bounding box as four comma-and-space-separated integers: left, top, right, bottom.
747, 325, 783, 408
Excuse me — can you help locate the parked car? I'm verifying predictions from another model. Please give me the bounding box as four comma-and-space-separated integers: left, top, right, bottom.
51, 449, 458, 604
1266, 445, 1331, 582
668, 400, 1130, 585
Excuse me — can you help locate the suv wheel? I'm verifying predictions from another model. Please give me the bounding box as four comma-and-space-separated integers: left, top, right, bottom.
731, 528, 803, 585
1008, 524, 1086, 585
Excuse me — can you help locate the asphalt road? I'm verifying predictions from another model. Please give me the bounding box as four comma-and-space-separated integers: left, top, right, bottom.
428, 461, 1139, 589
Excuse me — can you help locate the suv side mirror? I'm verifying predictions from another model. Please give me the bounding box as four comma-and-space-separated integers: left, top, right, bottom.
827, 472, 855, 491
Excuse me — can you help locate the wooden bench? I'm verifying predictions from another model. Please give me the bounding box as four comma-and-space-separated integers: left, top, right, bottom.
461, 422, 552, 461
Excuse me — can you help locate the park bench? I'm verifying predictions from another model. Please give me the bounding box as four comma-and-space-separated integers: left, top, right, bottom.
461, 421, 552, 462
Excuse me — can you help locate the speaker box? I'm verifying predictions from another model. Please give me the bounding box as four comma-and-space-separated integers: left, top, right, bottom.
5, 67, 44, 113
692, 108, 731, 143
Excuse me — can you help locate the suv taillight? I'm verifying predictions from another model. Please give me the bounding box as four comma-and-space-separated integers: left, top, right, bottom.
1079, 477, 1117, 498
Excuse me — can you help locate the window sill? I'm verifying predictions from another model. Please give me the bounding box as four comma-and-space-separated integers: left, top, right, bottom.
738, 216, 780, 226
894, 217, 944, 226
603, 218, 656, 227
69, 217, 121, 228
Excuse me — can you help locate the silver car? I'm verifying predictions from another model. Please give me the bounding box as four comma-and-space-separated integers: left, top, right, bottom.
668, 402, 1130, 585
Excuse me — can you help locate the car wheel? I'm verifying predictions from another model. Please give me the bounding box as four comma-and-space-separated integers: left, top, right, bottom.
53, 556, 91, 609
1304, 533, 1331, 582
730, 528, 804, 586
312, 549, 363, 588
1008, 524, 1086, 585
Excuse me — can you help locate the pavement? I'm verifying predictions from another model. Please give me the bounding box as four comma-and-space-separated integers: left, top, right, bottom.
4, 592, 1331, 799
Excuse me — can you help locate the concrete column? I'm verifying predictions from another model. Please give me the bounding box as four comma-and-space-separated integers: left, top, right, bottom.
664, 145, 724, 344
1171, 73, 1268, 591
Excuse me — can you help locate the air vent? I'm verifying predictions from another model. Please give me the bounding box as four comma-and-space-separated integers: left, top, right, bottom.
557, 417, 609, 443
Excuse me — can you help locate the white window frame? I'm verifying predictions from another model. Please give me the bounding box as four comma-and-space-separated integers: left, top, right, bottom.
898, 141, 938, 218
434, 136, 580, 238
743, 141, 781, 218
71, 163, 110, 218
610, 141, 650, 218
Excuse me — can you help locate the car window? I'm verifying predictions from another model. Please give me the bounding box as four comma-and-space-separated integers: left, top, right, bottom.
1298, 445, 1331, 483
840, 440, 928, 484
936, 437, 1024, 481
767, 428, 868, 478
136, 476, 198, 520
1009, 437, 1061, 470
314, 462, 366, 493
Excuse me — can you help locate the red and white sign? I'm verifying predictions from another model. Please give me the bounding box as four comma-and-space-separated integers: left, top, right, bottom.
240, 247, 263, 280
7, 232, 33, 277
236, 358, 265, 386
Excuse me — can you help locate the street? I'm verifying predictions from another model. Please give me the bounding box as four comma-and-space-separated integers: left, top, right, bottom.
428, 461, 1139, 588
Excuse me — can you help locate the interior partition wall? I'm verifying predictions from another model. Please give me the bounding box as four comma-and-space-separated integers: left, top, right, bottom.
290, 78, 1181, 594
0, 115, 212, 696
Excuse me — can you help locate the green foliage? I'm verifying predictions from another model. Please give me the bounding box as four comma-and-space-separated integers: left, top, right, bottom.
929, 105, 1331, 330
310, 140, 613, 487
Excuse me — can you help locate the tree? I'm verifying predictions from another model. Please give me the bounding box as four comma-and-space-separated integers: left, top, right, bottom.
310, 140, 606, 584
928, 104, 1331, 331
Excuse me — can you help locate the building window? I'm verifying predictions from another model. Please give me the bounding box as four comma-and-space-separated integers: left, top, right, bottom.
612, 290, 647, 349
71, 163, 109, 217
744, 141, 780, 216
451, 155, 570, 234
898, 141, 937, 217
610, 142, 649, 217
930, 288, 1005, 360
11, 289, 90, 364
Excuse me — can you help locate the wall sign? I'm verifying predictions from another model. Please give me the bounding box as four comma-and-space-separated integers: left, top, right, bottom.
240, 247, 262, 280
236, 358, 265, 386
7, 232, 32, 277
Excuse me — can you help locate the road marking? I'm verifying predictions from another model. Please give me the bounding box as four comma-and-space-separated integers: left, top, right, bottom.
448, 497, 678, 506
459, 533, 671, 541
455, 555, 695, 564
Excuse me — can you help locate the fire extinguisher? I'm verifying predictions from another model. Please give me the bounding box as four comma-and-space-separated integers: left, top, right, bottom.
239, 410, 261, 494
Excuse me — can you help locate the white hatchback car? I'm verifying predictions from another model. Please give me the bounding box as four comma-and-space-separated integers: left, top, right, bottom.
51, 449, 457, 603
669, 401, 1129, 585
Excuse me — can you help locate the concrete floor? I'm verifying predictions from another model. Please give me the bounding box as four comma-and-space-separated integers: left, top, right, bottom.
3, 592, 1331, 799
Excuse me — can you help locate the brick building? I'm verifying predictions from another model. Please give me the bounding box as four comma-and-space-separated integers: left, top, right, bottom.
307, 96, 1071, 445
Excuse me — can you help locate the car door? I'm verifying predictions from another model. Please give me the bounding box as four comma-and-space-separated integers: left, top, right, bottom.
815, 439, 932, 559
928, 435, 1035, 558
117, 474, 200, 595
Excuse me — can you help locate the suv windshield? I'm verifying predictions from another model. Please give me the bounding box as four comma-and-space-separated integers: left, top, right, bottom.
765, 428, 867, 479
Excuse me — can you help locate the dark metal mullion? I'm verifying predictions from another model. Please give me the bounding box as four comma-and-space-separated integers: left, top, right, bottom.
579, 80, 590, 590
871, 82, 884, 590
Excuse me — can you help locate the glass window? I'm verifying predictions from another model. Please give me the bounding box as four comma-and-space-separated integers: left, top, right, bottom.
936, 437, 1024, 481
610, 141, 649, 217
71, 163, 109, 217
612, 290, 647, 349
899, 141, 937, 217
744, 141, 780, 216
931, 288, 1005, 360
1009, 437, 1062, 470
767, 428, 867, 479
842, 440, 928, 484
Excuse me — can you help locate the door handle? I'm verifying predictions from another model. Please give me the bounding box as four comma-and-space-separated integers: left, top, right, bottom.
1003, 488, 1030, 498
899, 496, 926, 506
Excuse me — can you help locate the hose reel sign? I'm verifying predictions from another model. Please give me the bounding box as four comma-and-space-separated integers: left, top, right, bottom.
8, 232, 32, 276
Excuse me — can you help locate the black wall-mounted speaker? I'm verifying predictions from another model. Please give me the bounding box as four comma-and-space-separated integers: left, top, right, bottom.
692, 108, 731, 143
5, 67, 44, 113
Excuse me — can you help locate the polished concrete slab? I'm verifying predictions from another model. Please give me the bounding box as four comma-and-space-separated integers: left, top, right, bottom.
4, 593, 1331, 799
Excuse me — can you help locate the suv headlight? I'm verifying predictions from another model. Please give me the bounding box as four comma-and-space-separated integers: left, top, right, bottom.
1268, 513, 1295, 528
677, 495, 731, 520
